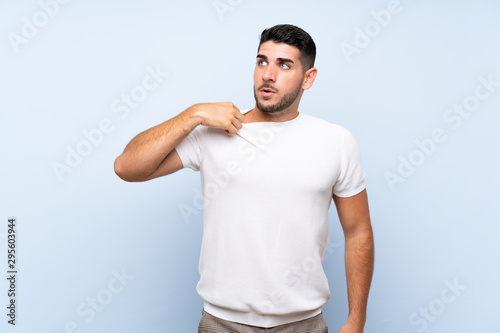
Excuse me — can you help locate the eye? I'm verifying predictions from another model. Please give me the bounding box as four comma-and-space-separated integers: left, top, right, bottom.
279, 63, 290, 69
258, 60, 267, 66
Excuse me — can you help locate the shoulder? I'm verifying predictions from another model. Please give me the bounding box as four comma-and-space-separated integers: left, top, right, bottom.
299, 113, 352, 136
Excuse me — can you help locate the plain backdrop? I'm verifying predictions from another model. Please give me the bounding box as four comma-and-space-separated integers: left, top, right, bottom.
1, 0, 499, 332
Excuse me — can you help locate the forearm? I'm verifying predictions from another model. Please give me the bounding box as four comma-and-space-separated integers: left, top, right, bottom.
344, 227, 374, 328
114, 105, 201, 181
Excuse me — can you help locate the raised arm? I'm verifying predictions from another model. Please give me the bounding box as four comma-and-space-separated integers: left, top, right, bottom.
333, 189, 374, 333
114, 102, 244, 182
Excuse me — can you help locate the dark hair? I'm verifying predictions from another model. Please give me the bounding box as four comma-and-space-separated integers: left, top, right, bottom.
259, 24, 316, 72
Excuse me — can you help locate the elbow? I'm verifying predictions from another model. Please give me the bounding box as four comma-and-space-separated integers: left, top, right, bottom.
114, 155, 144, 182
345, 223, 373, 244
114, 155, 130, 181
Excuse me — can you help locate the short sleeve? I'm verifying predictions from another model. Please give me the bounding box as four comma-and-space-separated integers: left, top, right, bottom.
174, 125, 208, 171
332, 128, 366, 197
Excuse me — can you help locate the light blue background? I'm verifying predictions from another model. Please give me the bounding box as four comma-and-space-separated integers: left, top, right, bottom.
1, 0, 499, 332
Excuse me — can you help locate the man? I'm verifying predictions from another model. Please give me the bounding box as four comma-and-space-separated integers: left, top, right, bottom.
114, 24, 374, 333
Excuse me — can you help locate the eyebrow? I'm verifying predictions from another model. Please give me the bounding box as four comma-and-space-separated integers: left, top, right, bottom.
256, 54, 295, 64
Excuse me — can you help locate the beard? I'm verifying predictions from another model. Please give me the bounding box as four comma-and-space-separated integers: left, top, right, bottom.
254, 83, 302, 113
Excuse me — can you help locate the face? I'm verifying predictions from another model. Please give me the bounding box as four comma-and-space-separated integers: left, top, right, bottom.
253, 41, 308, 114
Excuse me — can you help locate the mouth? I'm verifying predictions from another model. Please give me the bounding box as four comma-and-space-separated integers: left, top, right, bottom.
259, 87, 277, 98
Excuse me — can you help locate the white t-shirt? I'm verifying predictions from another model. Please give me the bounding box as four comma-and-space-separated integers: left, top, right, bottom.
175, 111, 365, 327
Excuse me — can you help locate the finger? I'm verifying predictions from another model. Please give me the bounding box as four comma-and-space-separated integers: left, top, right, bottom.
232, 119, 243, 130
234, 111, 245, 122
225, 123, 238, 135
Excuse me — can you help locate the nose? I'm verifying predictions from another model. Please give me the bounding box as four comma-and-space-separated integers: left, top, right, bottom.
262, 65, 276, 82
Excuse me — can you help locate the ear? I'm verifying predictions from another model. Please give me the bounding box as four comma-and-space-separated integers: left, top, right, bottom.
302, 67, 317, 90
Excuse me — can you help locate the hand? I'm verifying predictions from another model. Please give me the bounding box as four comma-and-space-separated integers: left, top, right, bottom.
192, 102, 245, 135
339, 322, 363, 333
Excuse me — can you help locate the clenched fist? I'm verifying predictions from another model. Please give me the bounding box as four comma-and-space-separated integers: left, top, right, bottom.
191, 102, 245, 135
